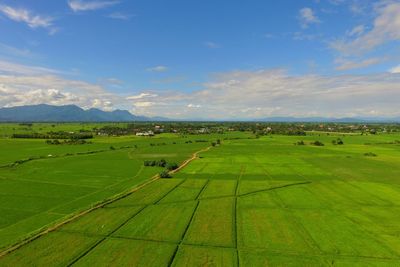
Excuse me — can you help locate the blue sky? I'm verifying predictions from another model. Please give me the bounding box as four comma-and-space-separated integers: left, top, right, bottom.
0, 0, 399, 119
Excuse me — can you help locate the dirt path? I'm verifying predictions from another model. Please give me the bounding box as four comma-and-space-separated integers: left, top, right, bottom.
0, 145, 211, 258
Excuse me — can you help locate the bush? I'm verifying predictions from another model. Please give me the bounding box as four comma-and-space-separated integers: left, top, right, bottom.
166, 162, 179, 171
364, 152, 377, 157
144, 159, 167, 167
157, 159, 167, 167
332, 138, 344, 145
159, 170, 171, 178
295, 140, 305, 145
311, 141, 324, 146
144, 160, 155, 166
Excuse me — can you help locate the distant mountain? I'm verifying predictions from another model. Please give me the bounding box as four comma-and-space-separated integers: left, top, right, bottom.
0, 104, 167, 122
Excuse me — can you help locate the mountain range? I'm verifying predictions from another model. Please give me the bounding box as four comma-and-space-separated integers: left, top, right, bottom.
0, 104, 166, 122
0, 104, 399, 122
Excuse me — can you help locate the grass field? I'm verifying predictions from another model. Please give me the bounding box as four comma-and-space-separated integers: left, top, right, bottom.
0, 123, 231, 249
1, 125, 400, 266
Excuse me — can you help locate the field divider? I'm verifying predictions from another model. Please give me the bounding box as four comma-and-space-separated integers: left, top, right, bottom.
238, 181, 312, 197
195, 179, 209, 200
168, 200, 200, 267
0, 145, 212, 259
167, 177, 209, 266
0, 176, 158, 258
67, 205, 148, 266
154, 179, 187, 204
0, 145, 137, 169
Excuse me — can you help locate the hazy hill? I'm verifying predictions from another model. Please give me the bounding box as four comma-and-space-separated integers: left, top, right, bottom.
0, 104, 164, 122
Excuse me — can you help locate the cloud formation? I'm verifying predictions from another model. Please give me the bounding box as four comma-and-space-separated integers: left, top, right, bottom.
389, 65, 400, 73
130, 69, 400, 119
1, 58, 399, 119
0, 5, 55, 33
107, 12, 133, 20
330, 2, 400, 56
335, 57, 386, 71
146, 66, 168, 72
68, 0, 119, 12
298, 7, 320, 28
0, 60, 123, 111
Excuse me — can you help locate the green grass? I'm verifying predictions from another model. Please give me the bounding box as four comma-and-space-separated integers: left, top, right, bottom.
239, 251, 328, 266
0, 231, 100, 266
237, 206, 315, 253
106, 179, 183, 207
1, 129, 400, 265
71, 238, 176, 267
113, 202, 196, 242
60, 206, 144, 236
0, 130, 215, 249
172, 245, 238, 267
199, 179, 237, 199
158, 179, 207, 203
184, 198, 235, 247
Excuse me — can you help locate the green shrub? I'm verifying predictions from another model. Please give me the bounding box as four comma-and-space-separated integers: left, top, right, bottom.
159, 170, 171, 178
311, 141, 324, 146
166, 162, 179, 171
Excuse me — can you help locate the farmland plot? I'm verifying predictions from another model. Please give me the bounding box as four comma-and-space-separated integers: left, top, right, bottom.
172, 245, 238, 267
113, 202, 196, 242
73, 238, 176, 267
2, 132, 400, 266
184, 198, 235, 247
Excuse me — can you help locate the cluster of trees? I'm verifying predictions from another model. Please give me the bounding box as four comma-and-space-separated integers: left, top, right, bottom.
311, 140, 325, 146
294, 140, 306, 145
95, 126, 129, 136
45, 139, 91, 145
211, 139, 221, 147
332, 138, 344, 145
12, 131, 93, 139
144, 159, 168, 167
143, 159, 178, 171
143, 159, 179, 179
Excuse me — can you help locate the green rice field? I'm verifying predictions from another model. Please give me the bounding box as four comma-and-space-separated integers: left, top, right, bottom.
1, 124, 400, 266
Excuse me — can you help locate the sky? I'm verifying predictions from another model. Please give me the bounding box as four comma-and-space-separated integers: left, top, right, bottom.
0, 0, 399, 119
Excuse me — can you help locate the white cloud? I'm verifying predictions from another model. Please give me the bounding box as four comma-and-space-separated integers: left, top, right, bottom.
146, 66, 168, 72
330, 2, 400, 56
389, 65, 400, 73
129, 69, 400, 119
0, 43, 35, 58
2, 61, 400, 119
126, 93, 158, 100
0, 5, 55, 33
335, 57, 386, 71
204, 41, 221, 49
0, 60, 61, 76
133, 101, 155, 107
107, 12, 133, 20
298, 7, 320, 28
187, 104, 201, 108
346, 25, 365, 37
68, 0, 119, 12
0, 61, 123, 111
